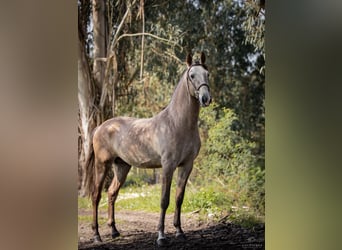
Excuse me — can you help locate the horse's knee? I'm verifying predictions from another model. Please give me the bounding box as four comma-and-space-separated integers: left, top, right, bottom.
161, 200, 169, 210
160, 197, 170, 210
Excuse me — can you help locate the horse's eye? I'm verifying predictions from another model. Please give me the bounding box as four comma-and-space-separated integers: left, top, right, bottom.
190, 74, 194, 79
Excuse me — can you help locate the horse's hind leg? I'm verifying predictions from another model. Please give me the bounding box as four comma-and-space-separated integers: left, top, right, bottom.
91, 159, 109, 243
174, 161, 193, 240
107, 158, 131, 238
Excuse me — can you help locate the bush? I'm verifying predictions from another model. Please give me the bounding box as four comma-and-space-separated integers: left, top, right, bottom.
199, 103, 257, 178
193, 103, 265, 218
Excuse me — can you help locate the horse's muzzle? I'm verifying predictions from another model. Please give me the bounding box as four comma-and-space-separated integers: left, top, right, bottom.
199, 92, 212, 107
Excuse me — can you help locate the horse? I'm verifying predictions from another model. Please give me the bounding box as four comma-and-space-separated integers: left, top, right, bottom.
84, 52, 211, 246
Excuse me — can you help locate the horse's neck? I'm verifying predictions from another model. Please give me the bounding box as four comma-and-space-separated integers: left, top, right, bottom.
167, 74, 200, 128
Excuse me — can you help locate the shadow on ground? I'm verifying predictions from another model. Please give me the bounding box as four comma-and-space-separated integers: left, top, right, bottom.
78, 222, 264, 250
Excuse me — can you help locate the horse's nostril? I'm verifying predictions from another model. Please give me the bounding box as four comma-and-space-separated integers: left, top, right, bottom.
202, 95, 208, 104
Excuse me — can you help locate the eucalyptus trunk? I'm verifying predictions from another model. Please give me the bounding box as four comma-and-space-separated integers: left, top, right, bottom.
78, 26, 95, 194
92, 0, 108, 90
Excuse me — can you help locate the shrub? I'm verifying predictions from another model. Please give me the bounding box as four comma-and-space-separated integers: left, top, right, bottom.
194, 103, 265, 218
199, 104, 257, 178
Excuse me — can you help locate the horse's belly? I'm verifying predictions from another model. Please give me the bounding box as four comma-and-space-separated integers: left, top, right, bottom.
117, 143, 161, 168
125, 154, 161, 168
136, 159, 162, 168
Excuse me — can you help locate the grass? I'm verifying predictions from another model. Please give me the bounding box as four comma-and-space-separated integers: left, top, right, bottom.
78, 215, 107, 225
116, 184, 167, 212
78, 181, 264, 227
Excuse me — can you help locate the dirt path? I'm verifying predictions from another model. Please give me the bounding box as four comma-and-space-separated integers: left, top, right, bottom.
78, 209, 264, 249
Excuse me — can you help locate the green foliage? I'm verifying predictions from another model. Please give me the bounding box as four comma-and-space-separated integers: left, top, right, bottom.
241, 0, 265, 59
184, 185, 230, 217
199, 103, 257, 177
194, 103, 265, 217
78, 195, 91, 209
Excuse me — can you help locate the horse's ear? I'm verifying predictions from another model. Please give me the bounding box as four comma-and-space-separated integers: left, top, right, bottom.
186, 53, 192, 67
200, 52, 206, 64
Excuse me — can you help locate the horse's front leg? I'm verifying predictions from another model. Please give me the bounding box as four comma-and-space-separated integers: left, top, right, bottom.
174, 161, 193, 240
157, 165, 175, 246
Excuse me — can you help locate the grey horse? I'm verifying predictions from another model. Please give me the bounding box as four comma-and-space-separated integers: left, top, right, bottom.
84, 52, 211, 246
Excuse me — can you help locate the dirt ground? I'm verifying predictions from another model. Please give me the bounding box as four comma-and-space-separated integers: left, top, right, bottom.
78, 208, 264, 250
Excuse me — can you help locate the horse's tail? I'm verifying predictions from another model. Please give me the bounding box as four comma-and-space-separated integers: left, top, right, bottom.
81, 128, 96, 198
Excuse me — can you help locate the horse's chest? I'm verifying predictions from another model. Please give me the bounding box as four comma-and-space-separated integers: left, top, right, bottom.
172, 132, 201, 161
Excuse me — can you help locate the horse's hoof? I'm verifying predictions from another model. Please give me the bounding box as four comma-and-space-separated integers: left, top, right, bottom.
156, 237, 170, 247
111, 231, 120, 239
176, 232, 187, 241
93, 235, 102, 243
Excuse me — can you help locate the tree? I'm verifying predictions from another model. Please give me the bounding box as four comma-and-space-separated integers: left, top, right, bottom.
242, 0, 265, 60
78, 1, 95, 191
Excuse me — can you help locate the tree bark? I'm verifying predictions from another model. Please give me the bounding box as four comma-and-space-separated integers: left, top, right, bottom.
78, 24, 95, 195
92, 0, 108, 89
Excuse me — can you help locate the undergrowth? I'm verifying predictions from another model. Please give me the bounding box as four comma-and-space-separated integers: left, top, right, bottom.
78, 181, 264, 227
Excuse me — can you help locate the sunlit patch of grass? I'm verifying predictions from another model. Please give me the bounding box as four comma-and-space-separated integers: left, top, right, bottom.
78, 181, 264, 227
77, 184, 168, 213
78, 215, 107, 225
117, 183, 176, 213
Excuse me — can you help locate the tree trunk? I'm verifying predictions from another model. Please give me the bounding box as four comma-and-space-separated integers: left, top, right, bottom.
78, 25, 95, 195
92, 0, 108, 90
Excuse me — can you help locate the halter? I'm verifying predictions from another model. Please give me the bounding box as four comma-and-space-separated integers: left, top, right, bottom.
186, 63, 210, 99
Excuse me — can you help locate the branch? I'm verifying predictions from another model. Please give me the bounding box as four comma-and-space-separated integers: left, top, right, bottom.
164, 51, 183, 64
109, 0, 137, 54
114, 32, 182, 49
94, 57, 108, 62
150, 47, 183, 64
139, 0, 145, 81
102, 31, 181, 96
100, 0, 182, 111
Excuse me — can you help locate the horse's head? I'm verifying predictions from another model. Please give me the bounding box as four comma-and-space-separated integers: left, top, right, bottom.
186, 52, 212, 107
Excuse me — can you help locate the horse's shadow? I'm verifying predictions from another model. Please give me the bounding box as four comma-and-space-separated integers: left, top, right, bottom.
78, 222, 265, 250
